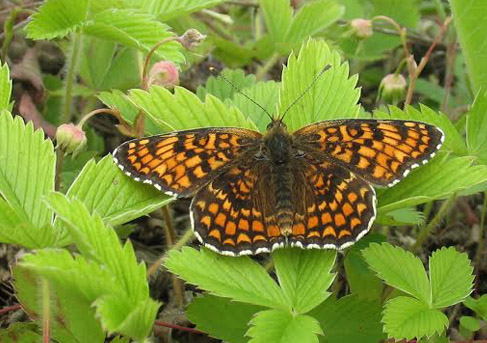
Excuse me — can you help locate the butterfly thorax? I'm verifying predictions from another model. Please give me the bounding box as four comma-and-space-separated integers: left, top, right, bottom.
262, 120, 295, 236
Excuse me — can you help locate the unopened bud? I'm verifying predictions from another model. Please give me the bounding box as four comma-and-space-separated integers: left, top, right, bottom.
147, 61, 179, 88
379, 74, 407, 104
349, 19, 373, 39
55, 123, 87, 157
177, 29, 206, 50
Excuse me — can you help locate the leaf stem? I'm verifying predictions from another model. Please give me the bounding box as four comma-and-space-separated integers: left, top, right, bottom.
255, 52, 280, 81
154, 320, 204, 334
161, 206, 184, 306
0, 304, 21, 315
42, 278, 50, 343
474, 191, 487, 289
411, 195, 456, 253
146, 228, 194, 276
63, 32, 83, 123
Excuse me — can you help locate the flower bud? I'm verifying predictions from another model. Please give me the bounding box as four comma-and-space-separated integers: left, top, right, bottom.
177, 29, 206, 50
378, 74, 407, 104
55, 123, 87, 157
349, 19, 373, 39
147, 61, 179, 88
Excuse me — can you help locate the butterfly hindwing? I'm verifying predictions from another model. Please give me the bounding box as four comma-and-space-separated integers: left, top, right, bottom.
293, 119, 444, 186
113, 128, 262, 197
190, 160, 284, 256
290, 157, 376, 249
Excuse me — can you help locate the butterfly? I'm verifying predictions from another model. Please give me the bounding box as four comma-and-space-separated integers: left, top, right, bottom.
113, 112, 444, 256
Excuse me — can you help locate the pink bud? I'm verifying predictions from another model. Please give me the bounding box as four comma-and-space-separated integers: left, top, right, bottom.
379, 74, 407, 104
147, 61, 179, 88
177, 29, 206, 50
55, 123, 87, 157
350, 19, 373, 39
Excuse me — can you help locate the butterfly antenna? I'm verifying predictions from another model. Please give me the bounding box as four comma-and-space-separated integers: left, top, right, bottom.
280, 64, 332, 120
209, 67, 274, 121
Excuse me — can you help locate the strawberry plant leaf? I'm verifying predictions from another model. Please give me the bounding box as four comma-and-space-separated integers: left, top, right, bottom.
429, 247, 474, 308
0, 63, 12, 110
451, 0, 487, 92
64, 156, 171, 228
197, 69, 256, 101
187, 295, 264, 343
382, 296, 448, 340
280, 39, 360, 131
247, 309, 323, 343
273, 249, 336, 314
25, 0, 89, 39
83, 9, 184, 64
310, 295, 386, 343
362, 243, 431, 304
258, 0, 293, 44
0, 111, 59, 247
129, 86, 258, 131
228, 80, 280, 132
165, 247, 288, 310
466, 90, 487, 163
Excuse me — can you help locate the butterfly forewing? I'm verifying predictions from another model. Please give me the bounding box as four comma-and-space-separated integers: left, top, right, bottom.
113, 128, 262, 197
294, 120, 444, 186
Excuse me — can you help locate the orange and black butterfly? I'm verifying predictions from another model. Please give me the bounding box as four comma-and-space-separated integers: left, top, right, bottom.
113, 76, 444, 256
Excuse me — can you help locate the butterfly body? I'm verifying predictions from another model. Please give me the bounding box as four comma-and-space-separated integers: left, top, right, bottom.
114, 118, 444, 256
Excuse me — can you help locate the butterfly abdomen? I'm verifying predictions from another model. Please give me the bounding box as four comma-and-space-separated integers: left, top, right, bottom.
272, 163, 294, 236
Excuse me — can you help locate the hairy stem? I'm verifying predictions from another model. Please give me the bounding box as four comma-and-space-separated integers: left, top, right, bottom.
63, 32, 83, 123
42, 278, 50, 343
411, 195, 456, 253
255, 52, 280, 81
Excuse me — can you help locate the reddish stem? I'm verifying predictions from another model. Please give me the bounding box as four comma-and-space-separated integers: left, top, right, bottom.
154, 320, 204, 335
0, 304, 22, 315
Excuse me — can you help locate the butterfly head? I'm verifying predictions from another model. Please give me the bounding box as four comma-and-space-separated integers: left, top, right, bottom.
266, 118, 287, 133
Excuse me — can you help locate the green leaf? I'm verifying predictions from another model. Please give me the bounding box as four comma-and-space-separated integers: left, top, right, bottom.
47, 193, 159, 340
451, 0, 487, 93
374, 105, 467, 156
247, 310, 322, 343
83, 9, 184, 64
344, 233, 386, 300
429, 247, 474, 308
197, 69, 256, 101
382, 296, 448, 340
165, 247, 287, 310
376, 207, 425, 226
25, 0, 89, 39
0, 63, 12, 110
258, 0, 293, 43
362, 243, 431, 303
310, 295, 386, 343
229, 80, 280, 132
0, 111, 57, 247
466, 90, 487, 163
134, 0, 226, 21
0, 323, 43, 343
286, 0, 344, 45
95, 296, 160, 340
65, 156, 170, 227
378, 153, 487, 212
13, 264, 105, 343
187, 295, 264, 343
279, 39, 360, 131
460, 316, 481, 333
0, 198, 57, 248
273, 248, 336, 313
464, 295, 487, 321
129, 86, 258, 131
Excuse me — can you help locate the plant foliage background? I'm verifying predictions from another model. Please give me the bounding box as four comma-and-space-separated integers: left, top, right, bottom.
0, 0, 487, 343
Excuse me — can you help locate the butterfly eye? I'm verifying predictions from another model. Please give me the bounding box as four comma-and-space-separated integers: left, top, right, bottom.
295, 150, 306, 158
253, 150, 267, 160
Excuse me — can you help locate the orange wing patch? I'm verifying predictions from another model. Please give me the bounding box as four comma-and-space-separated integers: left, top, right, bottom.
113, 127, 262, 197
190, 162, 285, 256
294, 119, 444, 186
289, 158, 376, 249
